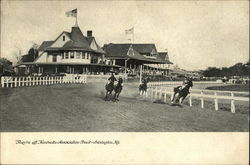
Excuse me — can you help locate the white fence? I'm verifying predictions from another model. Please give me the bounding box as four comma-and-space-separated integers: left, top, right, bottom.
148, 81, 219, 87
143, 86, 249, 113
0, 75, 87, 88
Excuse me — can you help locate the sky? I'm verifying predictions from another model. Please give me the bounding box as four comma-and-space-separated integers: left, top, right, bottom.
1, 0, 249, 70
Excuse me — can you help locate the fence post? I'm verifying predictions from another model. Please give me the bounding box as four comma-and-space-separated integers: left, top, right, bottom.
14, 77, 17, 87
231, 92, 235, 113
29, 77, 31, 86
201, 90, 204, 109
22, 77, 25, 86
6, 77, 9, 87
189, 95, 192, 107
25, 77, 27, 86
214, 92, 218, 111
10, 78, 13, 88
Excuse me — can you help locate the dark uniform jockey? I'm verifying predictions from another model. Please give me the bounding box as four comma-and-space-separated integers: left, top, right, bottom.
108, 73, 117, 85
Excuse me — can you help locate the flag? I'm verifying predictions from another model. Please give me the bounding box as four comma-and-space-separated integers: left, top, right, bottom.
125, 27, 134, 35
66, 8, 77, 18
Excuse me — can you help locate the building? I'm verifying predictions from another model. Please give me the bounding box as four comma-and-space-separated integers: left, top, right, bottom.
103, 43, 173, 75
16, 25, 121, 75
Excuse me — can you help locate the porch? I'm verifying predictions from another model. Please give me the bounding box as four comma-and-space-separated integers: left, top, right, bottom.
16, 63, 121, 76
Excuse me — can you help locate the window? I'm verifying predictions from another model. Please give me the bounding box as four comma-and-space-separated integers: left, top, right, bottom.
52, 55, 57, 62
63, 36, 65, 41
62, 53, 64, 59
87, 53, 90, 59
65, 52, 69, 59
76, 52, 80, 59
82, 52, 85, 59
70, 52, 74, 59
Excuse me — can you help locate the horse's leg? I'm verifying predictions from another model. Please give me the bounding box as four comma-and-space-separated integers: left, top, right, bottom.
173, 93, 180, 103
179, 97, 183, 104
105, 91, 108, 100
117, 92, 120, 100
114, 92, 118, 100
171, 92, 176, 102
180, 95, 187, 104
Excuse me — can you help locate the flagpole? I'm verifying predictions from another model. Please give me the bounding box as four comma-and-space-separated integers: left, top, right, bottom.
75, 9, 78, 27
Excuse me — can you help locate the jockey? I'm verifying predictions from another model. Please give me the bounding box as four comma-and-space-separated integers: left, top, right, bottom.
118, 76, 123, 85
108, 73, 117, 85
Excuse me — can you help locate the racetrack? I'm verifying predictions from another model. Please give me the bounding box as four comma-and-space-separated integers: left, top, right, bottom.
0, 82, 249, 132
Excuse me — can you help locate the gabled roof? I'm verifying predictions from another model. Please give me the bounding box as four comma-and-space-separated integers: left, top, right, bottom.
131, 44, 157, 54
104, 44, 131, 57
44, 26, 104, 54
19, 54, 34, 62
38, 41, 54, 51
87, 36, 105, 54
158, 52, 173, 64
103, 43, 165, 64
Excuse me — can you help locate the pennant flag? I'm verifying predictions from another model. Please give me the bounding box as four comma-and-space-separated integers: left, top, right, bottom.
125, 27, 134, 35
66, 8, 77, 18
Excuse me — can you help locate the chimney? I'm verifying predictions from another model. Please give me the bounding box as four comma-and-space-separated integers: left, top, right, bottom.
87, 30, 92, 37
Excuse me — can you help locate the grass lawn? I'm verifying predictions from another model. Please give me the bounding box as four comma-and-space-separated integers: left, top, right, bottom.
206, 84, 249, 92
0, 82, 249, 132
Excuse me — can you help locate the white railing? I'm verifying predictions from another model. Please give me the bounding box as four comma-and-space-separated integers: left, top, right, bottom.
142, 86, 249, 113
148, 81, 220, 87
0, 75, 87, 88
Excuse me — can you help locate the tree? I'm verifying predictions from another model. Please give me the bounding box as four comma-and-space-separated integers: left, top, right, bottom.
202, 61, 250, 77
0, 58, 14, 76
28, 43, 39, 60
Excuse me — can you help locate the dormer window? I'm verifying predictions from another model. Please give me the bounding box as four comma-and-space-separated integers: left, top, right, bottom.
63, 36, 65, 41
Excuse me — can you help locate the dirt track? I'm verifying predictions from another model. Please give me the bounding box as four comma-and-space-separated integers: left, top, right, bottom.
0, 82, 249, 132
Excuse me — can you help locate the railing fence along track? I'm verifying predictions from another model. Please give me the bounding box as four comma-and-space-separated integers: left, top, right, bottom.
147, 81, 220, 87
0, 75, 87, 88
143, 86, 249, 113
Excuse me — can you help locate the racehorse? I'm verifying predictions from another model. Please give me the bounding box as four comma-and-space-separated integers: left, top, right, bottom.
113, 78, 123, 101
171, 79, 193, 105
139, 78, 149, 96
105, 80, 115, 101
